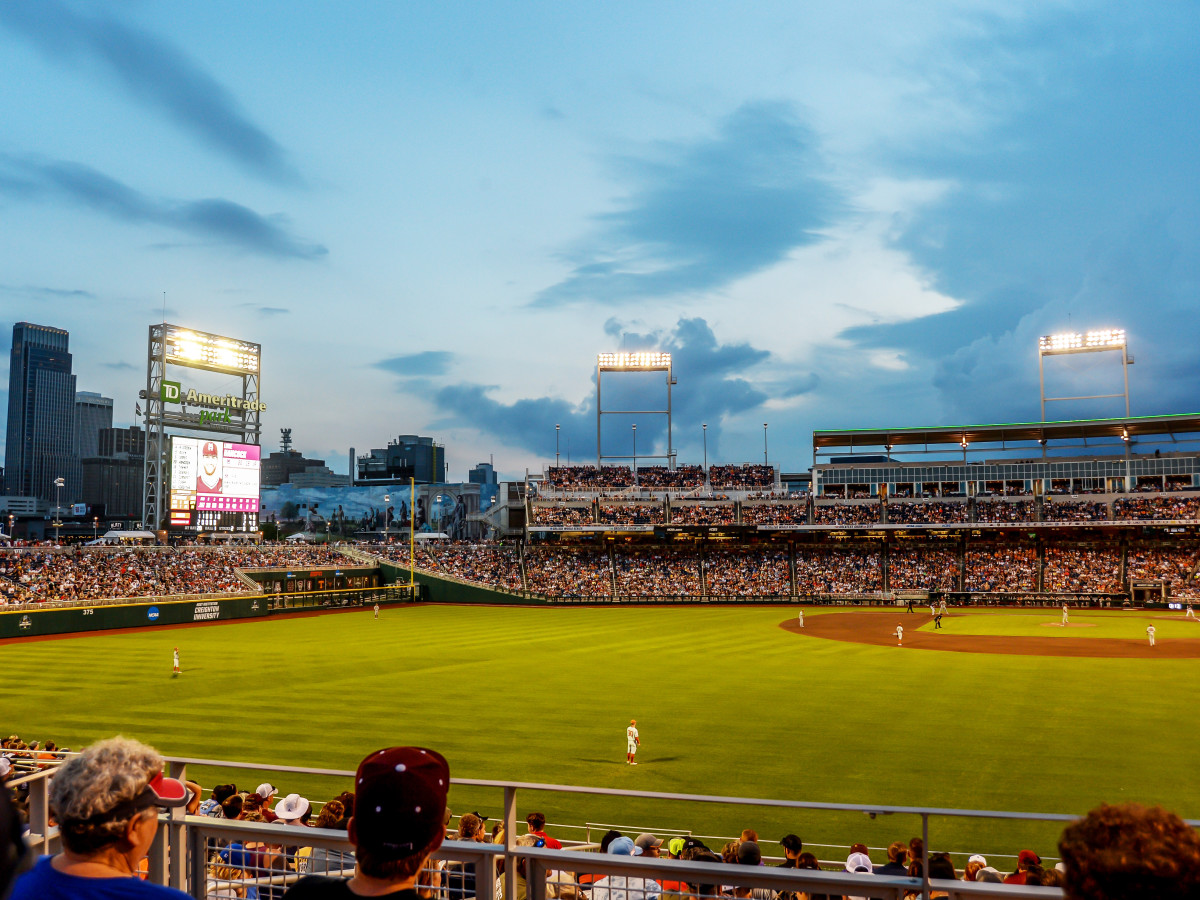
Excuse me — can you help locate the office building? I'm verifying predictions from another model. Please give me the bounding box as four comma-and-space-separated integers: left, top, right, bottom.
75, 392, 114, 460
356, 435, 446, 485
5, 323, 77, 503
81, 425, 146, 520
469, 462, 498, 485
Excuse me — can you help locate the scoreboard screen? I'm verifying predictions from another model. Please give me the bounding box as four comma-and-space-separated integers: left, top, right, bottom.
169, 437, 260, 531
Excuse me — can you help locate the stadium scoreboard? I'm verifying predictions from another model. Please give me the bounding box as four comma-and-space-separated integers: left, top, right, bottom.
169, 436, 261, 531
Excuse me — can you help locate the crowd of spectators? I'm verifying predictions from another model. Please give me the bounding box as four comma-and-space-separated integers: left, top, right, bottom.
599, 503, 666, 525
888, 548, 960, 591
708, 464, 775, 489
965, 547, 1038, 592
545, 466, 633, 491
1126, 547, 1200, 591
533, 504, 595, 526
704, 549, 791, 596
417, 542, 524, 592
1042, 499, 1109, 521
1114, 496, 1200, 521
741, 502, 809, 525
886, 502, 969, 525
524, 548, 612, 598
794, 548, 881, 593
614, 550, 702, 596
632, 465, 705, 490
669, 503, 736, 525
975, 500, 1036, 523
812, 503, 881, 526
1043, 547, 1123, 593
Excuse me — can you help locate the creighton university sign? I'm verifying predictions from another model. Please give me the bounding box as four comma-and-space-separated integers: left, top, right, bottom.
161, 380, 267, 420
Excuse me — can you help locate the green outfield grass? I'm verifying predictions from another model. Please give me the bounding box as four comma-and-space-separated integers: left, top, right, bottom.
921, 608, 1200, 639
7, 604, 1199, 862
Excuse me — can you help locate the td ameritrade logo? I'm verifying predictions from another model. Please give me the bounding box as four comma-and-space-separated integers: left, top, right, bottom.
161, 381, 267, 421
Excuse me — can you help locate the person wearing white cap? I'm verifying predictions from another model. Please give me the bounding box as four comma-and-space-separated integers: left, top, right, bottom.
964, 854, 988, 881
0, 756, 11, 782
275, 793, 312, 825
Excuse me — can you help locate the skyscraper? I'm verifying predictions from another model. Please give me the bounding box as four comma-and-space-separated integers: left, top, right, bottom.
5, 323, 78, 503
75, 391, 114, 461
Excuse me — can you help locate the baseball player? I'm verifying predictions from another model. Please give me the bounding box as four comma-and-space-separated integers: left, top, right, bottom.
1147, 625, 1156, 647
173, 646, 180, 675
1062, 603, 1069, 626
1186, 603, 1196, 620
626, 720, 640, 765
934, 610, 943, 630
939, 598, 948, 615
374, 603, 380, 619
797, 608, 805, 628
895, 624, 903, 646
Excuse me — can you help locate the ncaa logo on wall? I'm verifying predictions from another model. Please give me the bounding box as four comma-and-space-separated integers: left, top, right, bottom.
147, 606, 160, 621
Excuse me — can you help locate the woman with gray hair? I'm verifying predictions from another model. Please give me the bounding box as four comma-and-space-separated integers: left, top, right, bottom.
9, 736, 192, 899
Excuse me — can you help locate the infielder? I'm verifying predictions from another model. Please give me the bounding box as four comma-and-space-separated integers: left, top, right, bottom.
1147, 625, 1156, 647
797, 608, 805, 628
1187, 603, 1196, 620
626, 719, 640, 765
1062, 603, 1069, 626
172, 647, 180, 675
895, 624, 903, 646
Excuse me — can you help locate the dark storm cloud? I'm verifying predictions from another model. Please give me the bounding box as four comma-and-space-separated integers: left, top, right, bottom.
376, 351, 455, 377
837, 6, 1200, 424
0, 155, 326, 260
0, 283, 96, 300
429, 318, 795, 462
0, 0, 299, 184
534, 102, 838, 307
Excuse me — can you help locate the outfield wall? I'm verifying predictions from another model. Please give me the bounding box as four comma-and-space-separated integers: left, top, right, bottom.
378, 560, 536, 605
0, 595, 268, 639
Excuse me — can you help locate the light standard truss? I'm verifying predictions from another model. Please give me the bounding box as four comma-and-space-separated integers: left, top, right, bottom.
142, 323, 262, 531
1038, 329, 1132, 421
596, 352, 676, 471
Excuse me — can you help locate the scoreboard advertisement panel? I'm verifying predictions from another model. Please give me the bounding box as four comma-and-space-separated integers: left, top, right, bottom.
169, 437, 261, 530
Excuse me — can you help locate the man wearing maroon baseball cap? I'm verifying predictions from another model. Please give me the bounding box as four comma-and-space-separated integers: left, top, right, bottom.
284, 747, 450, 898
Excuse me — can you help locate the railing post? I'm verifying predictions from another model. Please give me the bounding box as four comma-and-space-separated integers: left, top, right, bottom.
504, 785, 518, 900
527, 856, 547, 900
168, 760, 189, 892
188, 822, 208, 900
28, 771, 52, 856
922, 812, 930, 900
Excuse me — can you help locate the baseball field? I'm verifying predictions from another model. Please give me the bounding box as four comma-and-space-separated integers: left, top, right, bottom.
6, 603, 1198, 862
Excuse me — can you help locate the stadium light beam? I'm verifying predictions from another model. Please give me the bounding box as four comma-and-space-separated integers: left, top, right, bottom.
1038, 328, 1131, 420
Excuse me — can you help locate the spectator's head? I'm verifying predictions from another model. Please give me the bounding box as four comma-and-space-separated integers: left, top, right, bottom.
49, 737, 188, 857
334, 791, 355, 819
845, 851, 873, 874
928, 853, 956, 880
274, 793, 311, 825
608, 836, 635, 856
963, 855, 986, 880
212, 783, 238, 804
220, 794, 243, 821
736, 841, 762, 866
779, 834, 803, 860
315, 799, 345, 830
740, 829, 759, 844
526, 812, 546, 832
599, 830, 623, 853
909, 837, 924, 861
635, 833, 663, 857
667, 838, 686, 859
722, 841, 740, 864
887, 842, 908, 865
1017, 849, 1041, 872
976, 866, 1004, 883
795, 852, 820, 871
349, 746, 450, 883
457, 813, 485, 841
1058, 802, 1200, 900
255, 783, 277, 803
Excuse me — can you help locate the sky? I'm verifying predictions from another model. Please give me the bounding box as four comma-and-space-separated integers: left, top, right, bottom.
1, 1, 1198, 483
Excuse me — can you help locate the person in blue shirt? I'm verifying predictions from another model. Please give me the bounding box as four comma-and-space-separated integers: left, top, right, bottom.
10, 736, 192, 900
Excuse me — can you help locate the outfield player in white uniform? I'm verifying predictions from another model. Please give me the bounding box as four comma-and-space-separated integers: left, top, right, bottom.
173, 647, 180, 675
374, 603, 380, 619
1147, 625, 1156, 647
626, 720, 640, 765
1062, 603, 1070, 626
895, 624, 903, 646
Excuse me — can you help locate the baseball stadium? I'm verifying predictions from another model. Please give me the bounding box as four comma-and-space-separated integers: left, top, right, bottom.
4, 330, 1200, 898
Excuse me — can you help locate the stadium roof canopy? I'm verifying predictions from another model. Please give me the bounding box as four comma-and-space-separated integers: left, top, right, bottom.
813, 413, 1200, 460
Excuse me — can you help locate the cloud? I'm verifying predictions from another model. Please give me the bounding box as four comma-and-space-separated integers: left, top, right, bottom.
0, 0, 298, 184
101, 361, 137, 371
0, 283, 96, 300
429, 318, 797, 462
238, 303, 290, 316
376, 351, 455, 377
534, 102, 838, 307
0, 155, 326, 260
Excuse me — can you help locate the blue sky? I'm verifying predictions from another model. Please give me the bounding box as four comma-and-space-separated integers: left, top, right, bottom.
2, 1, 1197, 482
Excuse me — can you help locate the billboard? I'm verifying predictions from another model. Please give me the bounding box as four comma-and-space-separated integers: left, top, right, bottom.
169, 437, 261, 530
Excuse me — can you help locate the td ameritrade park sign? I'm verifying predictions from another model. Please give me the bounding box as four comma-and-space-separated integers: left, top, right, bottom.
161, 381, 266, 424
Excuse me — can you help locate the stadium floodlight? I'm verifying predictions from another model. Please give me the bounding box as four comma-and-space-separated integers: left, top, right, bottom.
1038, 328, 1131, 420
597, 351, 672, 370
164, 326, 260, 375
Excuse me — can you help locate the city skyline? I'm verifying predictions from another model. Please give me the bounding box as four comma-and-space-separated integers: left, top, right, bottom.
2, 3, 1198, 482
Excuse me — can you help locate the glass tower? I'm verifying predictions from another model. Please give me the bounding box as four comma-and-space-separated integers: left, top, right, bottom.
5, 323, 78, 503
